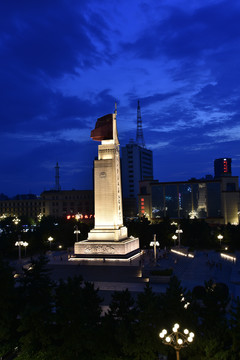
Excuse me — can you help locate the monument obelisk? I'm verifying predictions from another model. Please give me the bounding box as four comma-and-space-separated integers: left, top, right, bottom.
73, 105, 140, 260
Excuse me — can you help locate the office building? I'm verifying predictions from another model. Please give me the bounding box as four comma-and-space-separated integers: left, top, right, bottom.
139, 160, 240, 225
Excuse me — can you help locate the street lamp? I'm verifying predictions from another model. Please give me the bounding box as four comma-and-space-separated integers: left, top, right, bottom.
12, 217, 20, 225
175, 225, 183, 248
172, 234, 177, 247
150, 234, 160, 265
22, 241, 29, 257
15, 237, 25, 262
217, 234, 223, 248
74, 225, 81, 242
159, 323, 194, 360
48, 236, 54, 249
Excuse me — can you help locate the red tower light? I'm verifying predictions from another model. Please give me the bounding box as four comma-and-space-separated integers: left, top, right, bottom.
223, 160, 228, 173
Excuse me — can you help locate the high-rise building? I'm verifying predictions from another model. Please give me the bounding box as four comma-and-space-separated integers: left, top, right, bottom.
214, 158, 232, 178
121, 101, 153, 216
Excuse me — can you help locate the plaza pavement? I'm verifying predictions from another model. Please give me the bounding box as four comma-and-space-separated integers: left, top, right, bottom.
45, 248, 240, 303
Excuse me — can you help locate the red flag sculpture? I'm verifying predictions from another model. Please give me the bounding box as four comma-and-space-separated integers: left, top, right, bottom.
91, 114, 113, 141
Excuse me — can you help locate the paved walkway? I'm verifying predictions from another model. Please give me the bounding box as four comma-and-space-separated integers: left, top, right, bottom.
18, 248, 240, 300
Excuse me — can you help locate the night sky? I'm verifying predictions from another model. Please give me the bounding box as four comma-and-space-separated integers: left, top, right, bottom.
1, 0, 240, 197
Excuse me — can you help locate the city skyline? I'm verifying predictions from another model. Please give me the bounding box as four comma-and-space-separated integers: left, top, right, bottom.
1, 0, 240, 196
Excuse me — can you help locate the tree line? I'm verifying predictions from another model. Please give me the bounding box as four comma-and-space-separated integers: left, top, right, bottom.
0, 256, 240, 360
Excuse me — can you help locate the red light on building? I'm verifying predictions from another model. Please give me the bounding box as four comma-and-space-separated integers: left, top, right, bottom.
141, 198, 144, 202
85, 215, 88, 219
141, 210, 145, 214
141, 206, 144, 210
67, 215, 71, 220
223, 160, 228, 173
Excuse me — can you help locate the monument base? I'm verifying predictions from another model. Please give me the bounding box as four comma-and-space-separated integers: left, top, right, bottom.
88, 226, 128, 241
71, 236, 140, 261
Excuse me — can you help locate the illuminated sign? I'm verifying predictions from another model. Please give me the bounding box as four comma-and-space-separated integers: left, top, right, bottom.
223, 159, 228, 173
67, 214, 93, 220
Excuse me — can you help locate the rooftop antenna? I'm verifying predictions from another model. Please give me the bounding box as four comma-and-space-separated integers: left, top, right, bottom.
136, 100, 145, 148
55, 162, 61, 191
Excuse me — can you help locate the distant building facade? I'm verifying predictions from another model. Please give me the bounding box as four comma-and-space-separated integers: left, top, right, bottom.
0, 194, 41, 220
139, 175, 239, 225
0, 190, 93, 221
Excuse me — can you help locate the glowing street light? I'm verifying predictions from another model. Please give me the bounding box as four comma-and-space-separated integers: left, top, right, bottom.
159, 323, 194, 360
15, 237, 27, 262
217, 234, 223, 248
48, 236, 54, 249
13, 217, 20, 225
175, 225, 183, 248
172, 234, 177, 247
150, 234, 160, 265
22, 241, 29, 256
74, 225, 81, 242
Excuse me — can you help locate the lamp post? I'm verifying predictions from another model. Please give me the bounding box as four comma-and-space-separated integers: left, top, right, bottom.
12, 216, 20, 226
217, 234, 223, 248
48, 236, 54, 249
15, 237, 24, 262
172, 234, 177, 247
175, 225, 183, 248
74, 225, 81, 242
150, 234, 160, 265
22, 241, 29, 257
159, 323, 194, 360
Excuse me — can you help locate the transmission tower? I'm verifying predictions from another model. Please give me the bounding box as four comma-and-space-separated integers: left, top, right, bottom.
136, 100, 145, 148
55, 162, 61, 191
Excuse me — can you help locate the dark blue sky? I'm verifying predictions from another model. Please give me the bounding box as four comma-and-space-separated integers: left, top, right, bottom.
1, 0, 240, 196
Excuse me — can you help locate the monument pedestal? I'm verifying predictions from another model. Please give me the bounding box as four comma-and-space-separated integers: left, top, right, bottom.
72, 236, 140, 261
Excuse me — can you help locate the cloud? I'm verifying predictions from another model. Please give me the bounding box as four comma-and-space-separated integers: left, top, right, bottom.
122, 1, 240, 61
148, 141, 170, 150
0, 0, 111, 78
129, 91, 179, 108
206, 124, 240, 143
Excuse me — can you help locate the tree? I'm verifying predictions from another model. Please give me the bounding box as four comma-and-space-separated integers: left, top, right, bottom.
0, 258, 18, 358
54, 277, 103, 360
229, 297, 240, 359
17, 255, 55, 359
130, 284, 164, 360
101, 289, 136, 359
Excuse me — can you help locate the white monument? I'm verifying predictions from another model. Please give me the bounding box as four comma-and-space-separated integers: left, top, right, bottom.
73, 105, 140, 260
